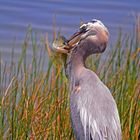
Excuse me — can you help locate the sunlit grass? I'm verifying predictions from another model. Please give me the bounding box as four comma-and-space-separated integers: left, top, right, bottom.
0, 25, 140, 139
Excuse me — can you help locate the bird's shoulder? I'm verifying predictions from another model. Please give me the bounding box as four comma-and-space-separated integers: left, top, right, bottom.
77, 68, 117, 112
79, 68, 99, 82
78, 68, 109, 94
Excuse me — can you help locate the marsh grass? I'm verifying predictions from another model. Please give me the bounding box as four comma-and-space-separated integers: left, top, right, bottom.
0, 26, 140, 140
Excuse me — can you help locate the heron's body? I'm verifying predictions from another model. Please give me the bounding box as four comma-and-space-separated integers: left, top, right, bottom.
52, 19, 122, 140
66, 48, 121, 140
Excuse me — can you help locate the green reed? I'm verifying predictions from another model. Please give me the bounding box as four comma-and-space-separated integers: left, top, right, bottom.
0, 26, 140, 140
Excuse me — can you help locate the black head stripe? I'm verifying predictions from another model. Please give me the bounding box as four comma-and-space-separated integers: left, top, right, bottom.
91, 19, 98, 24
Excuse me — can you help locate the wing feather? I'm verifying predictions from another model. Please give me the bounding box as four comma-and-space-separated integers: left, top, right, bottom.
75, 71, 122, 140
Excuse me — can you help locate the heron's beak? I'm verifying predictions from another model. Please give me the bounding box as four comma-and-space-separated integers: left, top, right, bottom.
52, 30, 85, 54
66, 30, 84, 47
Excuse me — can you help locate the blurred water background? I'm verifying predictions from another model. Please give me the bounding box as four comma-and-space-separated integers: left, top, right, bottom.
0, 0, 140, 63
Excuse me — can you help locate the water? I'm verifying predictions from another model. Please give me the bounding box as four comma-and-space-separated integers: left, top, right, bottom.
0, 0, 140, 62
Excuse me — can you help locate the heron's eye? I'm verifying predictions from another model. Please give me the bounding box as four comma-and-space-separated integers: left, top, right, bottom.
80, 25, 87, 33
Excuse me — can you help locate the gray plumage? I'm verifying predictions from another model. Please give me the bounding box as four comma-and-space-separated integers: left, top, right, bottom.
52, 19, 122, 140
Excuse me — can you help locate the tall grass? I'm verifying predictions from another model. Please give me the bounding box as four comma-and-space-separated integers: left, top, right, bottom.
0, 26, 140, 140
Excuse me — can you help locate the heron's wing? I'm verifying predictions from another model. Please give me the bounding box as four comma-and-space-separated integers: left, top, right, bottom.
76, 70, 121, 140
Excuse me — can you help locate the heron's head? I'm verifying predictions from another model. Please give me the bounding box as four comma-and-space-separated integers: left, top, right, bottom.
52, 19, 109, 55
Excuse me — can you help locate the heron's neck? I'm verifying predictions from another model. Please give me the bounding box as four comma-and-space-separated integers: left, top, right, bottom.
66, 48, 85, 87
71, 52, 85, 76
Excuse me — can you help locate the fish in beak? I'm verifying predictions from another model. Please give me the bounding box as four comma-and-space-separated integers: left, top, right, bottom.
51, 23, 88, 54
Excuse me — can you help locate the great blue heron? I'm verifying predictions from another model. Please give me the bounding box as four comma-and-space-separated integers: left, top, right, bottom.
52, 19, 122, 140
